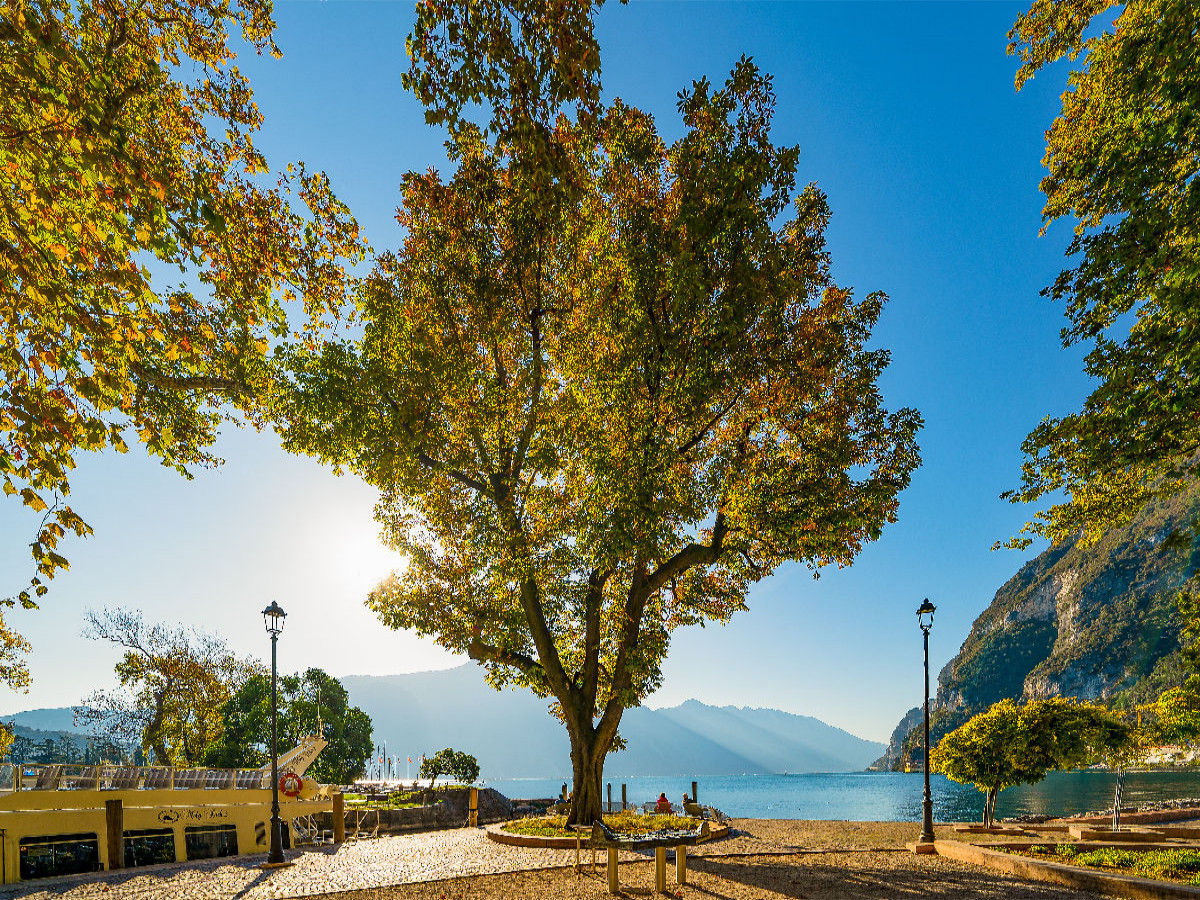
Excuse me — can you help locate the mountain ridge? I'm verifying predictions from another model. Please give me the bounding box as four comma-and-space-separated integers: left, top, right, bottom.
342, 665, 884, 778
6, 665, 883, 777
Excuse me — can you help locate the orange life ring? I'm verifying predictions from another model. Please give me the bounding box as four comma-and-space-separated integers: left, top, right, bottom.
279, 771, 303, 798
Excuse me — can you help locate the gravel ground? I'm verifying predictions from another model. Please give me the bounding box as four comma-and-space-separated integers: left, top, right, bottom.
0, 821, 1109, 900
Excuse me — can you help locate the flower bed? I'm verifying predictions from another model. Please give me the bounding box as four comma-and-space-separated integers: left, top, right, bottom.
502, 811, 696, 838
1011, 844, 1200, 886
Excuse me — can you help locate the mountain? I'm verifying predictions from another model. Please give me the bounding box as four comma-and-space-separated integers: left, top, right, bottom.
341, 665, 883, 778
4, 667, 883, 777
870, 706, 920, 772
5, 708, 80, 733
879, 486, 1200, 769
0, 709, 124, 762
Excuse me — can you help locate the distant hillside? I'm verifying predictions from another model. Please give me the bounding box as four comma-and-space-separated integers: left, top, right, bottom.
342, 665, 882, 778
0, 709, 124, 762
879, 486, 1200, 769
5, 708, 80, 733
3, 667, 883, 776
870, 706, 920, 772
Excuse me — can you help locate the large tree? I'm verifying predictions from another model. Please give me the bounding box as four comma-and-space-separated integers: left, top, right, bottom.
74, 608, 261, 765
278, 7, 920, 825
203, 667, 373, 784
0, 0, 364, 669
1002, 0, 1200, 548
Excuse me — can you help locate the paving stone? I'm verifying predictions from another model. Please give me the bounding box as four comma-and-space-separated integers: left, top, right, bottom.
0, 828, 632, 900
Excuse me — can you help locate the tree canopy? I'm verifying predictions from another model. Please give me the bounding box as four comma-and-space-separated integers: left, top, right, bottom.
278, 0, 920, 823
1003, 0, 1200, 548
420, 747, 479, 787
74, 608, 261, 765
932, 697, 1132, 827
0, 0, 365, 671
1145, 592, 1200, 746
203, 667, 373, 785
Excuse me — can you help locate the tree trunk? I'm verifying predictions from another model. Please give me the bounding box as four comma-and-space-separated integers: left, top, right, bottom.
984, 786, 998, 829
566, 731, 607, 827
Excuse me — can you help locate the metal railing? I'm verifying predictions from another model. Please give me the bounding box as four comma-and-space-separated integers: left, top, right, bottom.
7, 763, 271, 791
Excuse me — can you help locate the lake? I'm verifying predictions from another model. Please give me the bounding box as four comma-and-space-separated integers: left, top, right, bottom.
485, 770, 1200, 821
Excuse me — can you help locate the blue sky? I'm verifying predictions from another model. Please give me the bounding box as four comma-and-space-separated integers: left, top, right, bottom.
0, 1, 1090, 744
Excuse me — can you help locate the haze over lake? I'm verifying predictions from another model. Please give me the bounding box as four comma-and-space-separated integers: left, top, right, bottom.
487, 771, 1200, 822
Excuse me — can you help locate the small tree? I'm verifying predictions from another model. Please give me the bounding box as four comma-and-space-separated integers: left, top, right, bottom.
420, 748, 478, 787
202, 667, 373, 785
1148, 676, 1200, 746
74, 608, 261, 765
933, 697, 1132, 828
447, 751, 480, 785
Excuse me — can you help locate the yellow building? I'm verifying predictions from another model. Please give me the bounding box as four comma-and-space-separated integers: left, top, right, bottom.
0, 737, 334, 884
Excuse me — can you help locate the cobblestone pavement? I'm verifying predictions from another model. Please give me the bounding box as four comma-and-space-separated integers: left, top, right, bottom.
0, 829, 619, 900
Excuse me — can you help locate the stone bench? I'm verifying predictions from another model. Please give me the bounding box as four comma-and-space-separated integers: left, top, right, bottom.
590, 820, 710, 894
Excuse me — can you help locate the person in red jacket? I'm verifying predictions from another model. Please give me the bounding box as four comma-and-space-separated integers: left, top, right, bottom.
655, 792, 671, 814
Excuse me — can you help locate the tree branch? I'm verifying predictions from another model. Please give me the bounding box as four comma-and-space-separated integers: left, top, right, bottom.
414, 448, 493, 496
466, 639, 544, 680
676, 389, 743, 457
511, 306, 543, 482
644, 509, 728, 597
519, 576, 572, 700
127, 360, 245, 394
380, 391, 494, 497
581, 568, 611, 714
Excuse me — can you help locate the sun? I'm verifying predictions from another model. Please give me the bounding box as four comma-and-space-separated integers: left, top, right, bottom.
327, 517, 404, 595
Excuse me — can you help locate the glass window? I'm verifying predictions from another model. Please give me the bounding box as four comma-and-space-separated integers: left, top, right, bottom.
184, 824, 238, 860
19, 833, 100, 881
123, 828, 176, 867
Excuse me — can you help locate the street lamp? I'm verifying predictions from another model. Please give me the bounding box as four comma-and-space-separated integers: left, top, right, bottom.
917, 598, 936, 845
263, 601, 287, 865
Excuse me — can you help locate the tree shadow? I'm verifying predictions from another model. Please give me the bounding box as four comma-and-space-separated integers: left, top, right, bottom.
687, 855, 1103, 899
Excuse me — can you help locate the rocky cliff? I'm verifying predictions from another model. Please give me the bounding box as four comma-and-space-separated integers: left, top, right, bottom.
879, 487, 1200, 770
870, 706, 920, 771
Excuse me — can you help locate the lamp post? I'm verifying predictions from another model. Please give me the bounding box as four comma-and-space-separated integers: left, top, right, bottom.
263, 601, 287, 865
917, 598, 936, 845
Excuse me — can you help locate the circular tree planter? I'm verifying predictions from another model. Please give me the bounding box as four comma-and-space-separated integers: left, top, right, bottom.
485, 819, 729, 848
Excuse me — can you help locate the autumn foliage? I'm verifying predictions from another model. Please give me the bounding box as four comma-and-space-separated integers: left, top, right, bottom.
1004, 0, 1200, 547
0, 0, 364, 675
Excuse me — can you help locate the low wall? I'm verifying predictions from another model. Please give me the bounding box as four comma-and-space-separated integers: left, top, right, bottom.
936, 839, 1200, 900
1062, 808, 1200, 827
320, 788, 513, 835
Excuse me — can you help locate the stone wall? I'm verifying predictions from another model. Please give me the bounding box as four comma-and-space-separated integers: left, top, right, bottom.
319, 787, 513, 836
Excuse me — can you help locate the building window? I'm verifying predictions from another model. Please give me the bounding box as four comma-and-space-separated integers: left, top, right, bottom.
19, 833, 100, 881
184, 824, 238, 860
123, 828, 176, 867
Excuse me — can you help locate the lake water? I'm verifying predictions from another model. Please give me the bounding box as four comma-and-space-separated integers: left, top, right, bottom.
485, 770, 1200, 821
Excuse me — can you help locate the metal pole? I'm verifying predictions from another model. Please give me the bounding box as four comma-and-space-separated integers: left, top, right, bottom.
268, 630, 284, 864
919, 622, 935, 843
